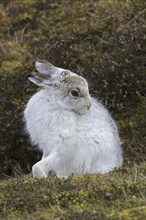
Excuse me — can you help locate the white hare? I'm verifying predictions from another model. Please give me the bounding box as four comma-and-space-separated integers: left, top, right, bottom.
24, 60, 123, 178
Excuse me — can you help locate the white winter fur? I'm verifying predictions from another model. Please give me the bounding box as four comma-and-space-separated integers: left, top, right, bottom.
24, 61, 123, 178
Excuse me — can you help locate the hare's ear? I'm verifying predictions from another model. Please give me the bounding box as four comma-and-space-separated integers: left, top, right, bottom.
28, 61, 60, 86
34, 60, 57, 75
28, 72, 49, 86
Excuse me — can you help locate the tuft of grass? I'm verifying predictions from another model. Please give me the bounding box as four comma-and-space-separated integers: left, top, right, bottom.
0, 0, 146, 176
0, 163, 146, 219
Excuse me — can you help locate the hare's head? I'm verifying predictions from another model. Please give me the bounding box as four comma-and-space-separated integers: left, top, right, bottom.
29, 60, 91, 114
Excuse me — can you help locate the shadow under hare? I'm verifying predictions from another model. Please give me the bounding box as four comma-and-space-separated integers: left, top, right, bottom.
24, 61, 123, 178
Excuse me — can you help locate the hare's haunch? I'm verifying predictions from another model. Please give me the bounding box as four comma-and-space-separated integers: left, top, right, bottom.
24, 61, 123, 178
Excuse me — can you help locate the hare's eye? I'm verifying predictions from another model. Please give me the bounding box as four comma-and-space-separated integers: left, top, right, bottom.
70, 89, 79, 97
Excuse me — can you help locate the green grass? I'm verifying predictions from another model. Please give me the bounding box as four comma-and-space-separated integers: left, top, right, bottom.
0, 163, 146, 220
0, 0, 146, 219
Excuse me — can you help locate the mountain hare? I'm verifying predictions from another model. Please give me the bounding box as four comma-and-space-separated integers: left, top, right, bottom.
24, 61, 123, 178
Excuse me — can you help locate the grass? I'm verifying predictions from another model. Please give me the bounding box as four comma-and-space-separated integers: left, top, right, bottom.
0, 0, 146, 219
0, 163, 146, 220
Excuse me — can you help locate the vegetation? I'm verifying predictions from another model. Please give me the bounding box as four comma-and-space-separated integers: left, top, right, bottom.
0, 163, 146, 220
0, 0, 146, 219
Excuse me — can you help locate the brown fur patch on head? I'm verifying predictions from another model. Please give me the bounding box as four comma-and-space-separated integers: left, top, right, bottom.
61, 71, 70, 77
61, 71, 85, 86
70, 76, 85, 85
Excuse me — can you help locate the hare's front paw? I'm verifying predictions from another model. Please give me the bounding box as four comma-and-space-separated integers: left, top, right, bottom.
32, 163, 47, 178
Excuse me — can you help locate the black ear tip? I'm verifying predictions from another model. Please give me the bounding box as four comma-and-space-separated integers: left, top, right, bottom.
27, 74, 33, 79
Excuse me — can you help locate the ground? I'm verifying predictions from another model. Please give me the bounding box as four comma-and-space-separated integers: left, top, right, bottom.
0, 0, 146, 219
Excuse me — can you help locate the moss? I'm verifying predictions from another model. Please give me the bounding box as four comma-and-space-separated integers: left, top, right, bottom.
1, 60, 22, 75
0, 163, 146, 219
108, 206, 146, 220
